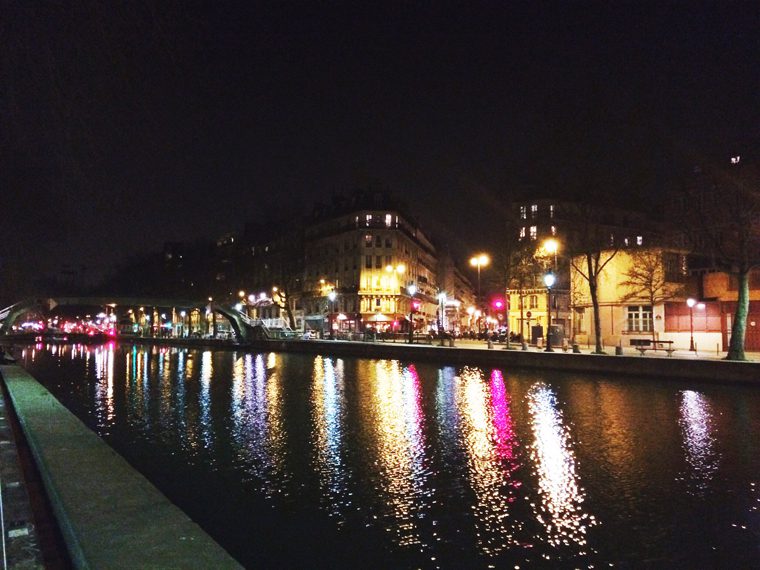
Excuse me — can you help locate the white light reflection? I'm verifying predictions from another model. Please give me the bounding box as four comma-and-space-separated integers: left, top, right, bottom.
229, 353, 289, 498
199, 351, 214, 452
370, 360, 429, 549
93, 343, 116, 428
458, 367, 523, 556
526, 382, 594, 553
311, 356, 350, 519
678, 390, 720, 494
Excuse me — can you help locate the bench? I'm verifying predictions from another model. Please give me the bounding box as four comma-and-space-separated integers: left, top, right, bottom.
630, 338, 675, 357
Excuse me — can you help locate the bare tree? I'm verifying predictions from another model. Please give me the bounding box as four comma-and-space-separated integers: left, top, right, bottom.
619, 249, 685, 344
568, 204, 620, 354
676, 159, 760, 360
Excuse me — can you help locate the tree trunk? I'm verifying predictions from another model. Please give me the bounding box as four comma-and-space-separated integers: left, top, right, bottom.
587, 254, 604, 353
726, 269, 749, 361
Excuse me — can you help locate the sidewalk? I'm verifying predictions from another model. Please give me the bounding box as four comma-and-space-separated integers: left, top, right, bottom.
410, 338, 760, 362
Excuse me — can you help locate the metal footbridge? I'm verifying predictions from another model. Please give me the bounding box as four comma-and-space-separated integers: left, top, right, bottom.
0, 297, 282, 342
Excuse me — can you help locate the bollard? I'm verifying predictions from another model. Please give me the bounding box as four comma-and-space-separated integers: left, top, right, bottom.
487, 339, 493, 349
572, 344, 581, 353
449, 337, 455, 348
615, 345, 623, 356
522, 342, 528, 351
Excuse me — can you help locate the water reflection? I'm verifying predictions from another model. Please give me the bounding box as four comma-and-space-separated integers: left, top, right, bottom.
93, 343, 115, 427
369, 360, 429, 549
457, 367, 524, 556
678, 390, 720, 493
526, 382, 594, 556
228, 352, 289, 497
13, 342, 760, 568
311, 356, 350, 519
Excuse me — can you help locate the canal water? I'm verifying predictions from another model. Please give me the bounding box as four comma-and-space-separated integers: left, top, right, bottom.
13, 342, 760, 568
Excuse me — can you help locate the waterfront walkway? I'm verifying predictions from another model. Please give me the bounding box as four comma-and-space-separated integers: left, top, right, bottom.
428, 337, 759, 361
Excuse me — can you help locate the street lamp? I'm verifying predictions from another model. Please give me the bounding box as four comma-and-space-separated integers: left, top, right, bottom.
437, 291, 447, 333
686, 298, 706, 352
408, 285, 417, 343
544, 272, 555, 352
328, 290, 337, 340
469, 254, 490, 326
543, 238, 559, 269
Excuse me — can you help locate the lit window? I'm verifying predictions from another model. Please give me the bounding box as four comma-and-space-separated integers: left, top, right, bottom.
385, 214, 392, 227
549, 204, 555, 218
365, 234, 372, 247
529, 226, 537, 240
627, 305, 653, 332
366, 214, 373, 224
624, 237, 629, 246
551, 225, 557, 236
519, 227, 526, 239
636, 235, 643, 245
530, 204, 538, 218
520, 206, 527, 219
530, 295, 538, 309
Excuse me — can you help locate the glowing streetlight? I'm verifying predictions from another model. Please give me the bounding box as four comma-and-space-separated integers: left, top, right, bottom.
469, 254, 490, 330
543, 238, 559, 269
544, 272, 556, 352
686, 298, 706, 352
408, 285, 417, 343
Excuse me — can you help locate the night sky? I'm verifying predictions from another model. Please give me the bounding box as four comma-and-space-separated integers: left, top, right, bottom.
2, 2, 759, 295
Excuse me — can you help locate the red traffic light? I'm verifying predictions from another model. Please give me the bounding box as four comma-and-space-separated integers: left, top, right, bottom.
492, 298, 505, 310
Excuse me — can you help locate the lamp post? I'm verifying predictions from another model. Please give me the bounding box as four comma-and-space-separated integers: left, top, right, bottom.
544, 272, 555, 352
543, 238, 561, 322
437, 291, 446, 332
408, 285, 417, 344
469, 254, 490, 330
328, 290, 337, 340
686, 298, 706, 351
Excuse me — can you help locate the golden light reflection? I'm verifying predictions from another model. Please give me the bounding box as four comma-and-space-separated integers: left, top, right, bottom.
526, 382, 594, 553
312, 356, 349, 519
458, 367, 523, 555
369, 360, 428, 548
678, 390, 720, 494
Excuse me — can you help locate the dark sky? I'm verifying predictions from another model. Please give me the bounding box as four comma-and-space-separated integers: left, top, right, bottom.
2, 2, 759, 291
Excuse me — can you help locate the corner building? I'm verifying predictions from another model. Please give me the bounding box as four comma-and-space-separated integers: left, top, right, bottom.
302, 194, 440, 334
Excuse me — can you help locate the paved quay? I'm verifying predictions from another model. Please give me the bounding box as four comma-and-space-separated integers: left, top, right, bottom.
0, 376, 45, 568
